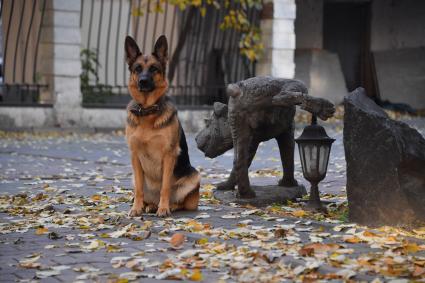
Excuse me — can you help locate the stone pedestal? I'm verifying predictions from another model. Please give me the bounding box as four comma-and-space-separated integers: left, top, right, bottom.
214, 185, 306, 207
44, 0, 82, 127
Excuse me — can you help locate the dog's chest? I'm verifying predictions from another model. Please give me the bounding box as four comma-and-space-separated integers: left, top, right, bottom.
127, 124, 175, 180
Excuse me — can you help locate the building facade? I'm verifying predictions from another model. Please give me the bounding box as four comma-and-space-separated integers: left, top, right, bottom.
0, 0, 424, 130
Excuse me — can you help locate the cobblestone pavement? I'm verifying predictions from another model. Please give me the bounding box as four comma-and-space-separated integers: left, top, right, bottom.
1, 119, 425, 282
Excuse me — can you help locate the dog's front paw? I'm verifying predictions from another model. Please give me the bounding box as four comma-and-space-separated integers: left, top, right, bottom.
156, 205, 171, 217
128, 203, 144, 217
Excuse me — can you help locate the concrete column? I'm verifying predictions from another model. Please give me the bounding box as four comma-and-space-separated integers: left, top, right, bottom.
45, 0, 82, 127
257, 0, 296, 78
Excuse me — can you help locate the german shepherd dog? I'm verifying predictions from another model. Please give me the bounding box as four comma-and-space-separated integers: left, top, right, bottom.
125, 35, 200, 217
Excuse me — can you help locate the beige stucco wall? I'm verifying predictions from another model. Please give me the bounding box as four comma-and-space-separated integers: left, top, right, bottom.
295, 0, 425, 52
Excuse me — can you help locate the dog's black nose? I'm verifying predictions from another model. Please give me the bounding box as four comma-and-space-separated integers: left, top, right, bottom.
138, 75, 154, 92
139, 77, 150, 86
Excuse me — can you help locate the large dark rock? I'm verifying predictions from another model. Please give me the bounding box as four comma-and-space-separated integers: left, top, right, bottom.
344, 88, 425, 226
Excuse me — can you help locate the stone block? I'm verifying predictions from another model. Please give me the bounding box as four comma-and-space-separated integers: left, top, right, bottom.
273, 19, 294, 33
271, 49, 295, 78
272, 49, 294, 64
53, 77, 81, 97
272, 62, 295, 79
274, 1, 296, 19
41, 27, 81, 45
44, 10, 80, 27
0, 107, 55, 128
41, 43, 80, 60
54, 59, 82, 77
344, 88, 425, 226
272, 32, 295, 49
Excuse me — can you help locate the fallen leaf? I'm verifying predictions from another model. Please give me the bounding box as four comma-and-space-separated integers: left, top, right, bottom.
343, 236, 361, 244
292, 210, 307, 217
36, 269, 61, 278
413, 266, 425, 277
336, 269, 356, 279
19, 255, 41, 269
91, 194, 101, 201
189, 269, 203, 281
35, 227, 48, 235
404, 242, 420, 253
170, 233, 185, 248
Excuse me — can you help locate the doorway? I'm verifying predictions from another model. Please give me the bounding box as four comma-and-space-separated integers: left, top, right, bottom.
323, 1, 376, 96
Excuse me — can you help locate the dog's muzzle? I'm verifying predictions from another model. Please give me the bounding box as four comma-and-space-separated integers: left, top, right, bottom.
138, 75, 155, 92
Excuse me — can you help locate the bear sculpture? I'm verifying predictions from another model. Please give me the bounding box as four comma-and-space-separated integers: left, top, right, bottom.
195, 76, 335, 198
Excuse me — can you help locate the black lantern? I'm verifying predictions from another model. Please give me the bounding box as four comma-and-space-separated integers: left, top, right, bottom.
295, 115, 335, 212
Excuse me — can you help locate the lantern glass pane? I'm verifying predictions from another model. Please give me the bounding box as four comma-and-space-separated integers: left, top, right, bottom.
304, 143, 318, 176
299, 145, 306, 174
319, 145, 330, 175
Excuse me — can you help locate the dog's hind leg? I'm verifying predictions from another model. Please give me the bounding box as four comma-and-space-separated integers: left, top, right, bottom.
183, 184, 200, 211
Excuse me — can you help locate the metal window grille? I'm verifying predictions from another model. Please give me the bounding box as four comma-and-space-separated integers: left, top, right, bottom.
80, 0, 261, 108
0, 0, 49, 106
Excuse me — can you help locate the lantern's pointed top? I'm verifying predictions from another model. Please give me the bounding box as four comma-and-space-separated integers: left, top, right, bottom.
311, 115, 317, 125
295, 118, 335, 143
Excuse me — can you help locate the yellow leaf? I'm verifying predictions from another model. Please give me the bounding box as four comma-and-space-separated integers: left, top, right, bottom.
363, 230, 378, 237
292, 210, 306, 217
196, 238, 209, 245
189, 269, 203, 281
404, 242, 419, 253
35, 227, 48, 235
344, 236, 361, 244
91, 195, 101, 201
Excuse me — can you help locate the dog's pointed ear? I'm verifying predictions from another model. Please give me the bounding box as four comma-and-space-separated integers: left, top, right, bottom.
125, 36, 141, 65
153, 35, 168, 64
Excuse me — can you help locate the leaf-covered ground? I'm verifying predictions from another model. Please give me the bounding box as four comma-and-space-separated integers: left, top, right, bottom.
1, 122, 425, 282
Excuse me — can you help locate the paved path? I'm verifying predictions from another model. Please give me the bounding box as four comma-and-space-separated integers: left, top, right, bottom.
1, 120, 425, 282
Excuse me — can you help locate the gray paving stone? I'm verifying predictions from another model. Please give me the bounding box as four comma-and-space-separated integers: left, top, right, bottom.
0, 125, 424, 282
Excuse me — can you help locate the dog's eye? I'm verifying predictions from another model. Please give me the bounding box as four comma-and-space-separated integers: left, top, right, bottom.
149, 66, 158, 73
134, 65, 142, 73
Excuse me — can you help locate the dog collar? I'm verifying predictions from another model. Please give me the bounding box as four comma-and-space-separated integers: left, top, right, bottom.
130, 99, 165, 117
